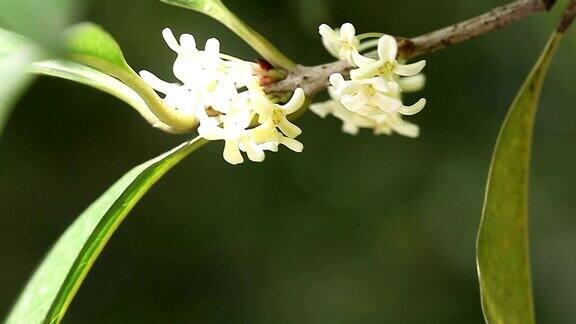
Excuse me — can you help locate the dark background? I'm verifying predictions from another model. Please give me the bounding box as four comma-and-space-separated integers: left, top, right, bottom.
1, 0, 575, 323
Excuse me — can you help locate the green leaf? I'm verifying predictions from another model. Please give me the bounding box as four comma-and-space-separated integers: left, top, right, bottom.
476, 32, 563, 324
0, 0, 85, 49
5, 137, 208, 324
65, 22, 130, 70
0, 0, 84, 137
158, 0, 295, 71
30, 59, 182, 134
63, 22, 198, 131
0, 28, 42, 135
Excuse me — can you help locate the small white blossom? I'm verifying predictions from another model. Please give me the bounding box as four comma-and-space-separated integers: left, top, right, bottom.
329, 73, 426, 116
198, 106, 264, 165
251, 119, 304, 153
373, 113, 420, 138
310, 94, 373, 135
398, 74, 426, 93
351, 35, 426, 81
319, 23, 359, 64
310, 88, 420, 138
251, 87, 305, 138
312, 24, 428, 139
249, 87, 305, 152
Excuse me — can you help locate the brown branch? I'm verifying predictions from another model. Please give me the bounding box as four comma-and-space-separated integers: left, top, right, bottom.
557, 0, 576, 33
265, 0, 556, 96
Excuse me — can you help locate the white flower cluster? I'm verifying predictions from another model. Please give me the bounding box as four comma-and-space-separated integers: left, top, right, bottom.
312, 23, 427, 138
140, 28, 305, 165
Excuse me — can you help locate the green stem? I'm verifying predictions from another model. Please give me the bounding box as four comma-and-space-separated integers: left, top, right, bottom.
212, 5, 295, 71
357, 32, 383, 40
159, 0, 296, 71
358, 39, 379, 52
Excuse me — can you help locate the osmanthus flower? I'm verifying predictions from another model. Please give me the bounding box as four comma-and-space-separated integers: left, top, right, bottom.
373, 112, 420, 138
319, 23, 359, 64
314, 23, 428, 139
310, 89, 420, 138
198, 106, 265, 165
250, 119, 304, 153
310, 90, 374, 135
251, 87, 305, 138
329, 73, 426, 117
249, 87, 306, 153
139, 28, 307, 165
350, 35, 426, 81
140, 28, 246, 117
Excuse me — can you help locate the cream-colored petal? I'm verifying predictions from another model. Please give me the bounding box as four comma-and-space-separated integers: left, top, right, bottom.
278, 118, 302, 138
398, 74, 426, 92
394, 60, 426, 77
179, 34, 197, 53
329, 73, 346, 88
250, 119, 275, 142
399, 98, 426, 116
374, 124, 393, 135
350, 61, 380, 80
377, 35, 398, 61
252, 94, 274, 118
279, 136, 304, 153
372, 92, 402, 114
319, 24, 336, 40
259, 141, 279, 152
283, 88, 305, 114
342, 121, 360, 135
242, 138, 265, 162
340, 23, 356, 42
322, 40, 341, 59
223, 139, 243, 164
162, 28, 180, 52
355, 104, 383, 117
370, 77, 390, 93
351, 50, 375, 68
386, 81, 401, 95
198, 123, 224, 141
390, 115, 420, 138
204, 38, 220, 54
310, 100, 337, 118
341, 93, 368, 112
138, 70, 175, 94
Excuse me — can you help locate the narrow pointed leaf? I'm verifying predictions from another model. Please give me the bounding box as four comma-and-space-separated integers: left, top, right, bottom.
0, 0, 85, 137
476, 32, 563, 324
63, 22, 197, 130
64, 22, 132, 71
0, 0, 85, 49
30, 60, 181, 133
0, 28, 42, 135
5, 137, 207, 324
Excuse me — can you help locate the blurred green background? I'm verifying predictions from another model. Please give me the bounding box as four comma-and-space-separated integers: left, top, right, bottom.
1, 0, 576, 323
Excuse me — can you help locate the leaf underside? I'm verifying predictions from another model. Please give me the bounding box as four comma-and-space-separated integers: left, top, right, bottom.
476, 32, 563, 324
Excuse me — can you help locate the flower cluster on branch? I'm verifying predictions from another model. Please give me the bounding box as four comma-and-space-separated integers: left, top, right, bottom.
140, 29, 305, 164
311, 24, 427, 137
